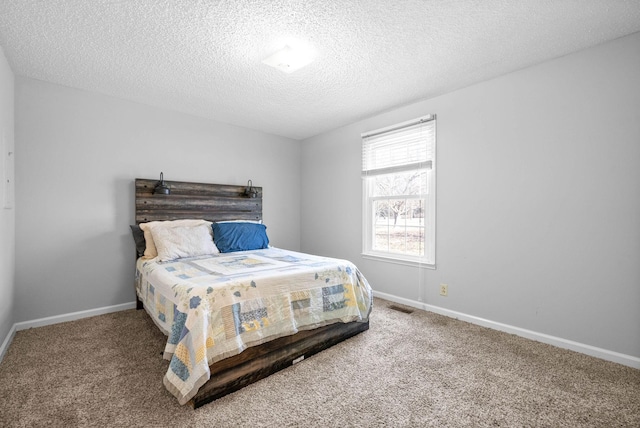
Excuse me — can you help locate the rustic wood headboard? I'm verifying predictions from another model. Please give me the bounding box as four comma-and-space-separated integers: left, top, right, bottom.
135, 178, 262, 224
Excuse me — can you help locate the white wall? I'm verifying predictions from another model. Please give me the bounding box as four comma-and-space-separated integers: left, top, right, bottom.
15, 78, 301, 322
301, 33, 640, 358
0, 47, 15, 345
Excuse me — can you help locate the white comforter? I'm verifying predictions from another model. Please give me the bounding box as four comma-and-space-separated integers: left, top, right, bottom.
135, 247, 373, 405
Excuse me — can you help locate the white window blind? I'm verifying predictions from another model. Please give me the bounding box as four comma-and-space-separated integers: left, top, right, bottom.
362, 115, 435, 176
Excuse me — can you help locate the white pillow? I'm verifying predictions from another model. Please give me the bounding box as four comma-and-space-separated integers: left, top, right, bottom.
139, 219, 210, 258
151, 224, 219, 262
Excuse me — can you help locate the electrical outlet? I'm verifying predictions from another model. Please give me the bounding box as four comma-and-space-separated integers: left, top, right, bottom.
439, 283, 448, 296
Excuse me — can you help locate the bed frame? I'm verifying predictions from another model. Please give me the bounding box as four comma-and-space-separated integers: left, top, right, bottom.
134, 178, 369, 408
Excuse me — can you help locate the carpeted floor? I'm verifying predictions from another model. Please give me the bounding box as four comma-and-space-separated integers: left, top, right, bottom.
0, 298, 638, 427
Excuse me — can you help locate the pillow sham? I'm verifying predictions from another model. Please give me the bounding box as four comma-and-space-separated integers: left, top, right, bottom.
212, 222, 269, 253
151, 223, 219, 262
129, 225, 146, 257
139, 219, 210, 258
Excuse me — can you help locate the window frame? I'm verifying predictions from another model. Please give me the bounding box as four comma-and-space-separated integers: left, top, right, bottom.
361, 115, 436, 268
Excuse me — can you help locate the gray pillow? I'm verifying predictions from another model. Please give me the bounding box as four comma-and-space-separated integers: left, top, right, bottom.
129, 225, 146, 257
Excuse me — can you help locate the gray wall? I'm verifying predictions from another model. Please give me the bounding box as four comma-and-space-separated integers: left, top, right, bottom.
8, 32, 640, 361
300, 33, 640, 358
14, 78, 301, 322
0, 47, 15, 343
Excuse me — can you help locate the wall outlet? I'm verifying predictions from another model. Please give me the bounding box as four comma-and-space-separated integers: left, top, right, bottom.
439, 283, 448, 296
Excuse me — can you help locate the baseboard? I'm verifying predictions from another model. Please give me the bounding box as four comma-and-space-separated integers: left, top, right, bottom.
14, 301, 137, 331
4, 296, 638, 370
0, 323, 17, 363
374, 291, 640, 370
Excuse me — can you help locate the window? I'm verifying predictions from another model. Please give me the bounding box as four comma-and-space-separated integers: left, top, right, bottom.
362, 115, 436, 266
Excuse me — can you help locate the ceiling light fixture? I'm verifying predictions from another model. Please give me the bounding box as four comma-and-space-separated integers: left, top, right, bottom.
262, 45, 314, 74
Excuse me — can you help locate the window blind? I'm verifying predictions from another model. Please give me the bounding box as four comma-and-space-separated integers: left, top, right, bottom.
362, 115, 435, 176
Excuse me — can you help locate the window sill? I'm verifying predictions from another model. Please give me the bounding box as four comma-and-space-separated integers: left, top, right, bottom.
361, 253, 436, 269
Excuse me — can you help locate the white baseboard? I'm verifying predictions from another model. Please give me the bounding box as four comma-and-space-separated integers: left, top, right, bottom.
3, 296, 639, 370
374, 290, 640, 370
0, 323, 17, 363
0, 301, 137, 364
14, 301, 137, 331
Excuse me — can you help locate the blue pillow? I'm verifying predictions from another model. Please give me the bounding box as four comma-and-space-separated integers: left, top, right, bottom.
212, 222, 269, 253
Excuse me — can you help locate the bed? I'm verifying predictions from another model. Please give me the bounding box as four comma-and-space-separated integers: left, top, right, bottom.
132, 178, 373, 408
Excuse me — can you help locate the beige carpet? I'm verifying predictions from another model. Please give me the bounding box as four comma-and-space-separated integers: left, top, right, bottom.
0, 298, 638, 427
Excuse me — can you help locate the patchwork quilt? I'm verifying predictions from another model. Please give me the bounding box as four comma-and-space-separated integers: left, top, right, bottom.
135, 247, 373, 405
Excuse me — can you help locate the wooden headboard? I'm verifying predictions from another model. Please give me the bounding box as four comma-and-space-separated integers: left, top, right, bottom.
135, 178, 262, 224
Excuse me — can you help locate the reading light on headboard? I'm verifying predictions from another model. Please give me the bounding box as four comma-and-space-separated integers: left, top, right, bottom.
245, 179, 258, 198
153, 172, 171, 195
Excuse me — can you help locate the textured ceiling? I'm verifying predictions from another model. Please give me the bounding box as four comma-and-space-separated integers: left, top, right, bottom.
1, 1, 639, 140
